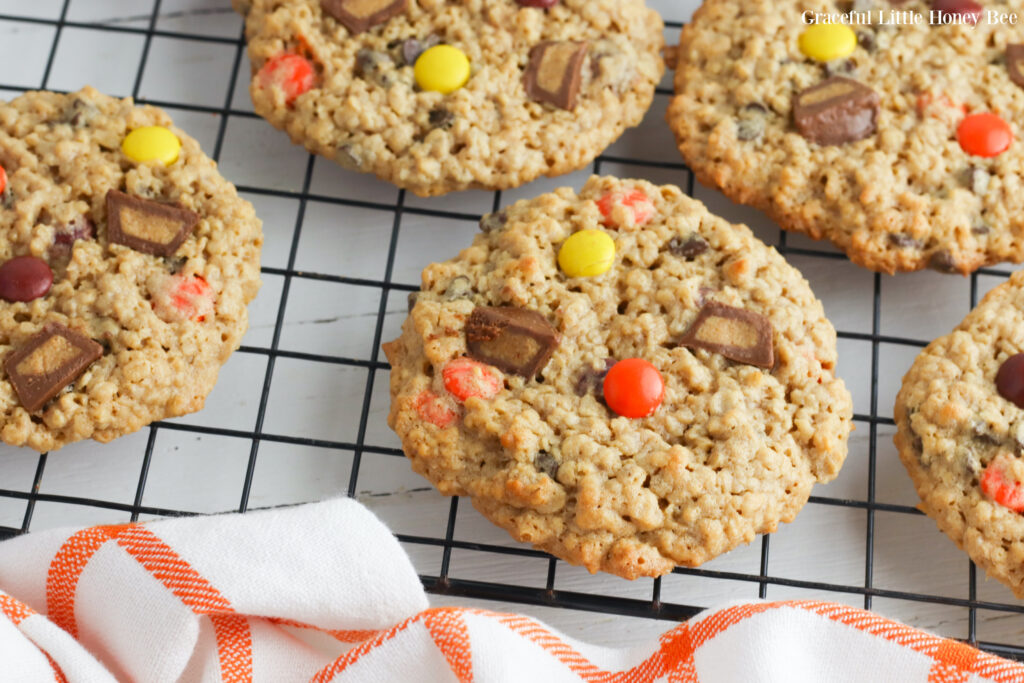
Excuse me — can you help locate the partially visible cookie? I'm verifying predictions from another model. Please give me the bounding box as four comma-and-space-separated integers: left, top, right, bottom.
668, 0, 1024, 274
233, 0, 663, 196
895, 271, 1024, 597
0, 87, 262, 451
383, 176, 852, 578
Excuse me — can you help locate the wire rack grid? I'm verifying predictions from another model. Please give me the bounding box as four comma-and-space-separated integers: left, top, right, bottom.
1, 0, 1023, 659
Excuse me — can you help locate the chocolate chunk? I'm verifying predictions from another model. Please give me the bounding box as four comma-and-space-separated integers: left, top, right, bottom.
5, 323, 102, 413
443, 275, 472, 301
465, 306, 560, 378
55, 215, 94, 246
398, 38, 423, 65
479, 210, 507, 233
523, 41, 588, 111
574, 357, 615, 396
856, 30, 876, 53
105, 190, 198, 257
1008, 45, 1024, 88
889, 233, 922, 249
534, 450, 560, 480
678, 302, 774, 368
322, 0, 406, 34
928, 250, 958, 274
428, 108, 455, 130
792, 77, 879, 146
667, 235, 709, 259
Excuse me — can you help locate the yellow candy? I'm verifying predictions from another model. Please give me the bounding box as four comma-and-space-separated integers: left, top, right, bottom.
414, 45, 471, 94
558, 229, 615, 278
122, 126, 181, 165
798, 24, 857, 62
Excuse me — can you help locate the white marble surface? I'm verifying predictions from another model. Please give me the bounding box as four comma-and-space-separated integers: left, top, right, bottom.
0, 0, 1022, 652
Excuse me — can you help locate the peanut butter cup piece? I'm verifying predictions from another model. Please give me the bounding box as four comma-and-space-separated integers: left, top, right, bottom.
523, 41, 588, 110
322, 0, 407, 35
105, 190, 199, 258
465, 306, 560, 378
793, 76, 879, 146
5, 323, 102, 412
679, 302, 774, 368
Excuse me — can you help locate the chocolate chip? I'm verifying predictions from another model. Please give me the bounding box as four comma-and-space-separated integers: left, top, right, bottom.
106, 190, 199, 258
1, 186, 14, 210
60, 97, 98, 128
1008, 45, 1024, 88
667, 235, 709, 260
679, 302, 774, 368
465, 306, 560, 378
428, 108, 455, 130
824, 59, 856, 78
479, 210, 507, 233
793, 77, 879, 146
997, 353, 1024, 408
972, 223, 991, 235
967, 166, 991, 196
398, 38, 423, 65
322, 0, 407, 34
574, 357, 615, 396
443, 275, 472, 301
534, 450, 560, 479
355, 48, 394, 87
407, 291, 419, 311
856, 30, 876, 52
889, 234, 922, 249
164, 256, 188, 274
4, 323, 102, 413
735, 106, 766, 141
927, 250, 958, 274
523, 41, 588, 110
55, 215, 94, 247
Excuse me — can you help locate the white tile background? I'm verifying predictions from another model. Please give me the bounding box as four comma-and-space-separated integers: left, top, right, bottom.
1, 0, 1023, 654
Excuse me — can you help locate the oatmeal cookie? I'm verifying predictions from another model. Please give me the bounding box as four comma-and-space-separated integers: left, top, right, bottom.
896, 270, 1024, 597
233, 0, 663, 196
667, 0, 1024, 274
0, 87, 262, 452
383, 176, 852, 578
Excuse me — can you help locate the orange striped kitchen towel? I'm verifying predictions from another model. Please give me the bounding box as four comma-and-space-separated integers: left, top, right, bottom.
0, 498, 1019, 682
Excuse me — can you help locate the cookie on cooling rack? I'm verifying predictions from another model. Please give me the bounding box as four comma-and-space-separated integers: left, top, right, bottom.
895, 271, 1024, 598
667, 0, 1024, 274
382, 176, 853, 578
0, 87, 262, 452
232, 0, 663, 196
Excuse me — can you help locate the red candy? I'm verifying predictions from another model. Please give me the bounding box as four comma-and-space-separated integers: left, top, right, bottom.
981, 455, 1024, 513
442, 357, 502, 402
596, 189, 654, 227
414, 390, 458, 428
153, 274, 214, 322
516, 0, 558, 6
602, 358, 665, 418
0, 256, 53, 302
0, 165, 6, 195
957, 113, 1013, 158
931, 0, 983, 24
258, 53, 316, 107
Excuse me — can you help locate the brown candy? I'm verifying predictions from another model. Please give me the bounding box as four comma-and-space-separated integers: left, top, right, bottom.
5, 323, 102, 412
322, 0, 406, 35
465, 306, 560, 378
679, 302, 774, 368
1008, 45, 1024, 89
523, 41, 588, 110
793, 77, 879, 146
106, 190, 198, 258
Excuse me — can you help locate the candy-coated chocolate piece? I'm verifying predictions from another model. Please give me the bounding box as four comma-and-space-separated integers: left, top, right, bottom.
981, 454, 1024, 512
4, 323, 102, 413
258, 53, 316, 106
996, 353, 1024, 408
679, 302, 774, 368
558, 229, 615, 278
798, 24, 857, 62
121, 126, 181, 166
517, 0, 558, 6
0, 256, 53, 303
603, 358, 665, 418
793, 77, 879, 146
322, 0, 407, 34
414, 389, 458, 427
596, 188, 653, 227
443, 357, 503, 402
0, 165, 6, 195
957, 113, 1013, 158
414, 45, 471, 94
465, 306, 559, 378
152, 274, 214, 322
931, 0, 983, 24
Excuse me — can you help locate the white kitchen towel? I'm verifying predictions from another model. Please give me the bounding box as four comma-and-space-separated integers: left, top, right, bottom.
0, 497, 1020, 682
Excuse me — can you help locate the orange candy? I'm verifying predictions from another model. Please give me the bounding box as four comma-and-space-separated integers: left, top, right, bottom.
153, 274, 214, 322
0, 165, 6, 195
442, 357, 503, 402
957, 113, 1013, 158
602, 358, 665, 418
258, 53, 316, 107
414, 390, 458, 428
596, 189, 654, 227
980, 455, 1024, 513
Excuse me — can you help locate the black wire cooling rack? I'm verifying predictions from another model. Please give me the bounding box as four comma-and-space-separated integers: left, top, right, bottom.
1, 0, 1024, 663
